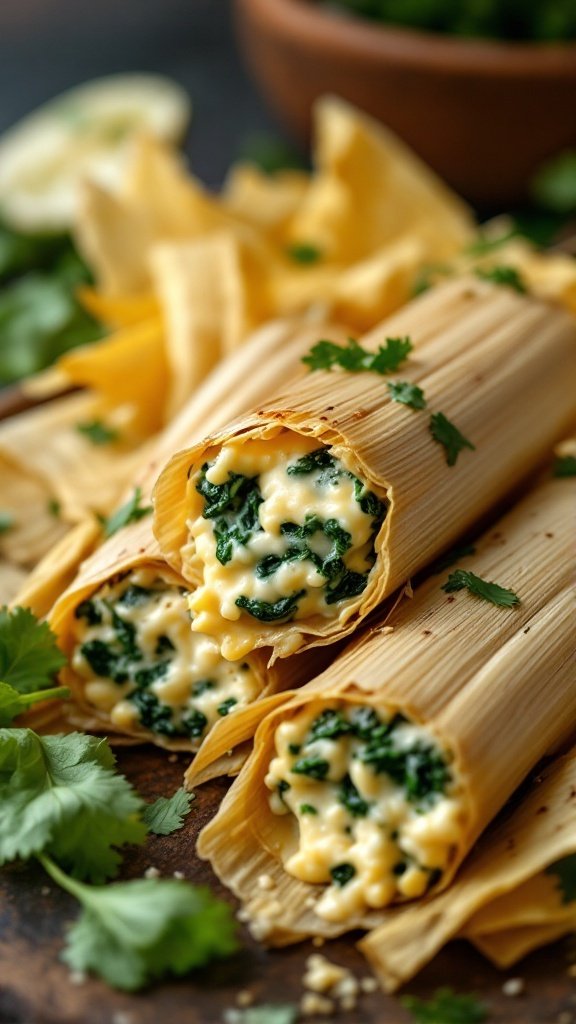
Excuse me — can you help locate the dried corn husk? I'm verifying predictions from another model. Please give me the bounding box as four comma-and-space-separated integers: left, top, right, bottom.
361, 750, 576, 987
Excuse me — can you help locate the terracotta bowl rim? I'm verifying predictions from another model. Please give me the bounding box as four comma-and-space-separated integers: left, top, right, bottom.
238, 0, 576, 75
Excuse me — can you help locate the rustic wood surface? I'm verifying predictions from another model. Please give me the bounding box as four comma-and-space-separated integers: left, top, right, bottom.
0, 746, 574, 1024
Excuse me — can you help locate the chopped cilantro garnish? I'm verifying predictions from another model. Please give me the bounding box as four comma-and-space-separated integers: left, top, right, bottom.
0, 511, 14, 534
330, 863, 356, 887
442, 569, 520, 607
545, 855, 576, 903
101, 488, 152, 538
47, 497, 61, 518
142, 788, 194, 836
475, 264, 527, 294
76, 419, 119, 446
387, 380, 427, 410
429, 412, 475, 467
553, 454, 576, 478
308, 708, 353, 742
239, 133, 305, 175
401, 987, 488, 1023
286, 242, 322, 265
302, 335, 412, 375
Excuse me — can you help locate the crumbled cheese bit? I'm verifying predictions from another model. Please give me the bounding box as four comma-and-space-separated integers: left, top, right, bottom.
333, 973, 359, 1001
257, 873, 276, 891
360, 976, 379, 993
236, 989, 254, 1007
300, 992, 335, 1016
236, 908, 251, 923
502, 977, 525, 997
260, 899, 283, 919
172, 870, 185, 880
248, 917, 273, 941
305, 895, 317, 908
168, 754, 178, 763
144, 865, 161, 879
112, 1013, 133, 1024
304, 954, 347, 993
68, 970, 87, 986
40, 886, 51, 896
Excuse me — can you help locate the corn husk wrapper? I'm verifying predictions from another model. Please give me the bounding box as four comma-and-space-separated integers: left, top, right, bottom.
0, 390, 147, 602
48, 315, 349, 748
154, 277, 576, 662
194, 472, 576, 944
360, 750, 576, 988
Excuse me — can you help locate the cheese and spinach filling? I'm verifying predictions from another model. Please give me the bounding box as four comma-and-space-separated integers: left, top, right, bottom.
184, 434, 387, 657
70, 568, 261, 744
265, 702, 465, 921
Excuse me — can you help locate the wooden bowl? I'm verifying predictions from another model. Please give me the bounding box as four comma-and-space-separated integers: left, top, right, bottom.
235, 0, 576, 207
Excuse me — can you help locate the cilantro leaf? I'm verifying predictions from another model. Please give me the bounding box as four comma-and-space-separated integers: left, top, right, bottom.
0, 606, 66, 693
286, 242, 322, 265
546, 855, 576, 904
466, 229, 517, 257
224, 1006, 298, 1024
302, 336, 412, 375
553, 454, 576, 477
0, 730, 146, 881
401, 987, 488, 1023
442, 569, 520, 607
76, 420, 120, 446
47, 497, 61, 518
239, 133, 305, 175
475, 265, 527, 294
387, 380, 427, 410
531, 150, 576, 215
0, 511, 14, 533
0, 680, 70, 726
101, 487, 152, 538
142, 787, 195, 836
40, 856, 238, 992
429, 413, 475, 467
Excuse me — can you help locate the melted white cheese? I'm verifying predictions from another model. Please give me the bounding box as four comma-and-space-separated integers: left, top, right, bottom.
265, 702, 466, 921
183, 433, 385, 660
70, 566, 261, 745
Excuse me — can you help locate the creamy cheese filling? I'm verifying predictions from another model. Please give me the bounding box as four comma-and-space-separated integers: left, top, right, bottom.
183, 434, 387, 659
265, 701, 466, 921
70, 567, 261, 745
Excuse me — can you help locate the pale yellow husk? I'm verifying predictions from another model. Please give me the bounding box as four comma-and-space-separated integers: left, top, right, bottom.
360, 749, 576, 988
194, 472, 576, 945
47, 315, 349, 747
153, 276, 576, 662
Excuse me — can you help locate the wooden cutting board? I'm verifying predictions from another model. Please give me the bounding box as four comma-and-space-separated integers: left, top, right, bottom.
0, 745, 574, 1024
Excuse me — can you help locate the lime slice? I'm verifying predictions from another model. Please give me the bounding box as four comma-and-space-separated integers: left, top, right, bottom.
0, 74, 191, 232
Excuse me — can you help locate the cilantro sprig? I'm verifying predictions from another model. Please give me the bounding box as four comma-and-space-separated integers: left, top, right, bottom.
475, 264, 527, 294
143, 787, 195, 836
41, 855, 238, 992
101, 487, 152, 538
0, 511, 14, 533
442, 569, 520, 608
303, 335, 413, 375
553, 454, 576, 478
76, 419, 120, 446
402, 987, 488, 1023
546, 855, 576, 904
429, 413, 475, 467
387, 380, 427, 410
